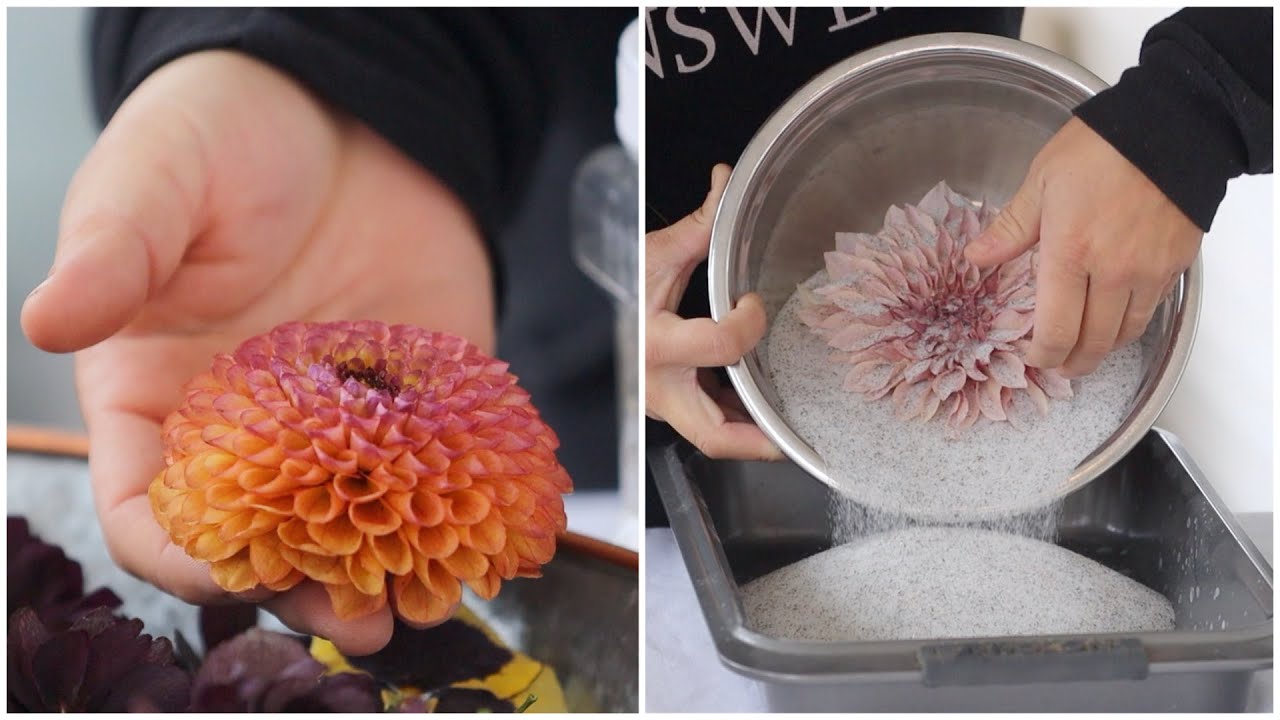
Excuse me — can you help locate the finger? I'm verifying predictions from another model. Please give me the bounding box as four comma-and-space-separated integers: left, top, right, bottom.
1026, 253, 1089, 370
965, 177, 1043, 267
647, 293, 767, 368
646, 164, 732, 311
263, 582, 394, 657
1116, 282, 1169, 347
1060, 280, 1127, 377
660, 381, 782, 461
21, 95, 208, 353
87, 407, 231, 605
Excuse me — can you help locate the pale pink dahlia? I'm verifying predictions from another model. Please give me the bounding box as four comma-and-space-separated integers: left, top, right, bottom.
150, 321, 571, 624
798, 181, 1072, 434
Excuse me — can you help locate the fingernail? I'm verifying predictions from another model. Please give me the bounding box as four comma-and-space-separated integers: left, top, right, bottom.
26, 277, 51, 299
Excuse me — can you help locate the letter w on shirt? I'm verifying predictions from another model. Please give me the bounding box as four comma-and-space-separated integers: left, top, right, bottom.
725, 7, 798, 54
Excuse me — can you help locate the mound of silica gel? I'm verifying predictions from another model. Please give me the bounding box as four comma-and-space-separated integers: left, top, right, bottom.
764, 183, 1145, 522
742, 526, 1175, 641
769, 280, 1143, 522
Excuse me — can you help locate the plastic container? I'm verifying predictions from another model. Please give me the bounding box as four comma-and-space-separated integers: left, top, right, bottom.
571, 19, 639, 542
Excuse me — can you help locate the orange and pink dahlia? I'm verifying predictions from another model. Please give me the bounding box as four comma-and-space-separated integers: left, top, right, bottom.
149, 321, 571, 624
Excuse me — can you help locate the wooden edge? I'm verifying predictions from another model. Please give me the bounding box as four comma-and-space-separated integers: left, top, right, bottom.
556, 530, 639, 572
8, 425, 89, 458
7, 424, 640, 572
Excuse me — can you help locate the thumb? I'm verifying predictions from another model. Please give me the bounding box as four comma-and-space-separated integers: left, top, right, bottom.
21, 97, 207, 353
646, 163, 732, 311
647, 163, 731, 270
964, 179, 1042, 268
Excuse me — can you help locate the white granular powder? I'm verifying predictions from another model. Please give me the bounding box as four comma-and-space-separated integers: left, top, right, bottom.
743, 526, 1175, 641
765, 270, 1146, 523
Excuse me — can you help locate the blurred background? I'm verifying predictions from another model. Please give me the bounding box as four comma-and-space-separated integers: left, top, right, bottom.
7, 8, 1274, 511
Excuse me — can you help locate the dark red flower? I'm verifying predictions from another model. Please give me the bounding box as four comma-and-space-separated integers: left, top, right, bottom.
7, 607, 190, 712
188, 628, 380, 712
8, 516, 120, 630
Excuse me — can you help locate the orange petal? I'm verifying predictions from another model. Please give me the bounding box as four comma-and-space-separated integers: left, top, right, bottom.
407, 524, 458, 559
278, 546, 349, 585
465, 568, 503, 601
334, 474, 386, 503
235, 466, 291, 494
277, 517, 333, 556
412, 556, 462, 607
280, 457, 329, 486
489, 543, 520, 579
385, 490, 444, 527
369, 464, 416, 493
350, 499, 402, 536
204, 480, 252, 511
508, 532, 557, 567
458, 511, 507, 555
249, 535, 293, 584
246, 494, 295, 515
439, 546, 489, 580
324, 581, 386, 620
391, 573, 454, 626
371, 530, 414, 576
344, 540, 387, 596
444, 489, 490, 525
293, 484, 346, 523
218, 509, 281, 543
307, 514, 363, 556
191, 528, 248, 562
261, 568, 305, 593
209, 551, 258, 593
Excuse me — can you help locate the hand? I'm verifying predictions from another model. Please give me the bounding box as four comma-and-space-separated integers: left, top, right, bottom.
646, 164, 782, 461
21, 51, 494, 655
964, 117, 1202, 377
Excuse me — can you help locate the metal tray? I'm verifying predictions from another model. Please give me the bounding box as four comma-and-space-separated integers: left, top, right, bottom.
651, 428, 1272, 712
8, 427, 638, 713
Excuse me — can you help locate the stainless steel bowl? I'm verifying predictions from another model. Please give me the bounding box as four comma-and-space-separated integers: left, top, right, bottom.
708, 33, 1201, 512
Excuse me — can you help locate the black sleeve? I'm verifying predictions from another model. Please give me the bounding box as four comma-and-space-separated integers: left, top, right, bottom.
90, 8, 549, 244
1072, 7, 1272, 231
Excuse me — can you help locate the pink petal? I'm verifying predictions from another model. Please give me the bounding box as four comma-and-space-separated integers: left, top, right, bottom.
932, 367, 968, 400
903, 359, 934, 384
936, 226, 955, 265
834, 232, 876, 254
1023, 380, 1050, 416
976, 377, 1007, 421
959, 385, 982, 429
843, 361, 897, 394
866, 367, 906, 400
987, 351, 1029, 388
892, 380, 931, 420
1031, 368, 1073, 400
919, 391, 943, 423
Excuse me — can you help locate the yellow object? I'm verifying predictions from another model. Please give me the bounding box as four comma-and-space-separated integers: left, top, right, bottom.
310, 605, 567, 713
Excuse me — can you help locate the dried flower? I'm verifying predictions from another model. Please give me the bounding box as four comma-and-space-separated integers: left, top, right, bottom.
8, 516, 121, 630
150, 321, 571, 624
799, 182, 1072, 434
189, 628, 380, 712
7, 607, 190, 712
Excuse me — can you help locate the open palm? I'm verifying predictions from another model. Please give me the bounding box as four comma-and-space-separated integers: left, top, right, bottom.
22, 51, 494, 655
